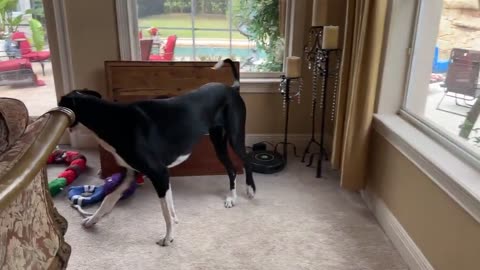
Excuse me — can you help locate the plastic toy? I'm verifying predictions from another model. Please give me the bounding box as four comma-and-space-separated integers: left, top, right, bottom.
69, 172, 142, 216
47, 149, 87, 196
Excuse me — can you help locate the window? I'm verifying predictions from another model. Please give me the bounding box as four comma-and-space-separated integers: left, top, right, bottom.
132, 0, 288, 74
0, 0, 59, 117
402, 0, 480, 163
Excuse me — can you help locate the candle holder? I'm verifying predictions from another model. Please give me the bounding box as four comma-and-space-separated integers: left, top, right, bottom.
274, 75, 303, 164
302, 26, 341, 178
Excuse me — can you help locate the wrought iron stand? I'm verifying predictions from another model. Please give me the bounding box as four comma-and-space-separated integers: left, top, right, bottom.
274, 75, 303, 164
302, 26, 341, 178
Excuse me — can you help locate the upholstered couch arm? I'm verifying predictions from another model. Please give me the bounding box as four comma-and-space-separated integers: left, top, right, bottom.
0, 107, 75, 209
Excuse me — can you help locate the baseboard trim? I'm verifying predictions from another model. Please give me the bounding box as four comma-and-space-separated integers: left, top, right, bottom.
246, 134, 311, 150
361, 189, 434, 270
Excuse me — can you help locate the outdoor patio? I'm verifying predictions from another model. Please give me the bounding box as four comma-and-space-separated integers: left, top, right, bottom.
424, 81, 480, 151
0, 61, 57, 117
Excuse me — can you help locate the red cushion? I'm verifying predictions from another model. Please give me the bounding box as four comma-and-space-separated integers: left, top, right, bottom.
163, 35, 177, 54
23, 51, 50, 62
0, 59, 32, 72
11, 32, 32, 55
149, 35, 176, 61
149, 54, 167, 61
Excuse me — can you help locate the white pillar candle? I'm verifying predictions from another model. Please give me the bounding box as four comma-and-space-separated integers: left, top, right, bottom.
286, 56, 302, 78
322, 26, 339, 50
312, 0, 328, 26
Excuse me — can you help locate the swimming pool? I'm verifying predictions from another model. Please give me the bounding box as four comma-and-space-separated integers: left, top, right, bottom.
153, 46, 267, 60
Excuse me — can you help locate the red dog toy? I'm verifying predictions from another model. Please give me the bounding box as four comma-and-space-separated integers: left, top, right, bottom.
47, 149, 87, 196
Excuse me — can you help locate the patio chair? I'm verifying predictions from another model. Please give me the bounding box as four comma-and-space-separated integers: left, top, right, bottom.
140, 39, 153, 60
0, 58, 45, 87
436, 48, 480, 116
149, 35, 177, 61
11, 31, 50, 76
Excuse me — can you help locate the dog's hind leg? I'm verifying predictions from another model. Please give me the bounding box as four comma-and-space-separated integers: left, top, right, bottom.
82, 169, 136, 228
229, 135, 256, 199
226, 106, 256, 199
143, 165, 175, 246
210, 126, 237, 208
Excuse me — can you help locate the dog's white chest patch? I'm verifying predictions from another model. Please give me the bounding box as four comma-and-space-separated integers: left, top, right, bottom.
167, 154, 191, 168
95, 136, 134, 170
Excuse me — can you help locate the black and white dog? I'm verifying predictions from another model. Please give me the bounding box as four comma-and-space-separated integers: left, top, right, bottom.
58, 59, 256, 246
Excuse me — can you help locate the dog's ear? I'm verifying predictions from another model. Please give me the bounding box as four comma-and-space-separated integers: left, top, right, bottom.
73, 89, 102, 99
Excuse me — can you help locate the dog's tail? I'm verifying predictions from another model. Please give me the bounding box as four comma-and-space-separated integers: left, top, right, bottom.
212, 58, 240, 90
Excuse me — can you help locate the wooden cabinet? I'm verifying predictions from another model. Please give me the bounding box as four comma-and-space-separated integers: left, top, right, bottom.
100, 61, 243, 178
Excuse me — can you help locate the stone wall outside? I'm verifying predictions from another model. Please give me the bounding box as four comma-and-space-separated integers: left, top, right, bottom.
437, 0, 480, 59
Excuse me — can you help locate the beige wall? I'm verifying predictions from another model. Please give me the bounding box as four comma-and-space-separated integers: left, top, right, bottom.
367, 131, 480, 270
64, 0, 120, 91
242, 93, 313, 134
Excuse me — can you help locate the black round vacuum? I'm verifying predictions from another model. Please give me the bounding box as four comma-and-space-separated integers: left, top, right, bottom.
247, 150, 285, 174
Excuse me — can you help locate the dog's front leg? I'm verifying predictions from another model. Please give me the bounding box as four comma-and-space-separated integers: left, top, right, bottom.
145, 165, 175, 246
166, 184, 178, 223
158, 196, 174, 246
82, 169, 136, 228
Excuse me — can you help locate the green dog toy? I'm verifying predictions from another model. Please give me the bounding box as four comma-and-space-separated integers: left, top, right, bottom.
49, 178, 67, 196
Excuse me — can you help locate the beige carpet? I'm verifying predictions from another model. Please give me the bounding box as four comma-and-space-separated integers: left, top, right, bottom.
48, 149, 408, 270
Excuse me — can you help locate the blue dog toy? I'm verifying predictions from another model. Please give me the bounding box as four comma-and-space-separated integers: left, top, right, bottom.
68, 185, 106, 216
68, 173, 138, 217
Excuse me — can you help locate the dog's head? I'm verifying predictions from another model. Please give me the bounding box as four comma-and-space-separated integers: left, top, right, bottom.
58, 89, 102, 127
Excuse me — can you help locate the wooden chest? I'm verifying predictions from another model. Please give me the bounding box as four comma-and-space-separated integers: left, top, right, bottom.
100, 61, 243, 178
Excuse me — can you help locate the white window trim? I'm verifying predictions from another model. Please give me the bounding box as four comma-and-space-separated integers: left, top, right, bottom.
375, 0, 480, 223
115, 0, 306, 93
51, 0, 75, 95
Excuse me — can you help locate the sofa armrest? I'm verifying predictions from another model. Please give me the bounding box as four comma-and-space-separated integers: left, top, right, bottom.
0, 107, 75, 209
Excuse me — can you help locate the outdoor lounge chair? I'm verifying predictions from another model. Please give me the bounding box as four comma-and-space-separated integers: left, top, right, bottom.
0, 58, 45, 87
11, 31, 50, 76
149, 35, 177, 61
436, 48, 480, 116
140, 39, 153, 60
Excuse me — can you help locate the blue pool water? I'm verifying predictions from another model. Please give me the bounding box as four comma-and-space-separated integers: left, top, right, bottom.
161, 46, 267, 59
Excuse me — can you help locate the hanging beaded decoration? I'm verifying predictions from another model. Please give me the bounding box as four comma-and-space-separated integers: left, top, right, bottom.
304, 27, 323, 118
296, 77, 303, 104
279, 75, 303, 112
279, 75, 288, 113
318, 50, 328, 110
331, 51, 341, 121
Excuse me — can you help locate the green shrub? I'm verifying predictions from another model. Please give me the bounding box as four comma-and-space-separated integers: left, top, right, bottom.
29, 18, 45, 51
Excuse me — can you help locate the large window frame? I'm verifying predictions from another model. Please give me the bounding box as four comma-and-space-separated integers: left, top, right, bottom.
400, 0, 480, 170
115, 0, 305, 85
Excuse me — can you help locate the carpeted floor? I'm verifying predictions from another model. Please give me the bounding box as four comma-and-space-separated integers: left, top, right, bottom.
48, 149, 408, 270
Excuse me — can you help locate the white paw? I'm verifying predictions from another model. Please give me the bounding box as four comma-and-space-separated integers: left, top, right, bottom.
247, 186, 255, 199
82, 216, 98, 228
156, 236, 174, 246
172, 216, 179, 224
224, 196, 236, 208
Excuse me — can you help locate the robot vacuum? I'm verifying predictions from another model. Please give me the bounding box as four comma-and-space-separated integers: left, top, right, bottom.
247, 149, 285, 174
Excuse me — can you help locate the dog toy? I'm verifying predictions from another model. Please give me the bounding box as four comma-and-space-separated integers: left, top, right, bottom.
135, 172, 145, 185
47, 149, 87, 196
68, 172, 140, 217
104, 172, 138, 199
